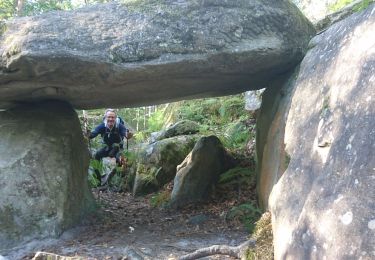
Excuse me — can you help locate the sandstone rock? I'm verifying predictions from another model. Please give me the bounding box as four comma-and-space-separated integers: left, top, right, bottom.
244, 90, 264, 111
0, 101, 95, 252
257, 5, 375, 258
255, 71, 295, 210
170, 136, 229, 208
0, 0, 314, 109
133, 135, 199, 196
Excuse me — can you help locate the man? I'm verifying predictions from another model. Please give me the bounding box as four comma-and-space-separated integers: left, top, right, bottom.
88, 109, 132, 183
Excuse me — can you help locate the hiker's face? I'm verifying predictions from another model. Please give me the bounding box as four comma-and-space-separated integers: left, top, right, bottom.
105, 111, 116, 128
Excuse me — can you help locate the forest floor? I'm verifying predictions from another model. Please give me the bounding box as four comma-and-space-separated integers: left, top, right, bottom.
6, 184, 257, 260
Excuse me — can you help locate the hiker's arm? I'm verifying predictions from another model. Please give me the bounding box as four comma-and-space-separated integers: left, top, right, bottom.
89, 124, 103, 139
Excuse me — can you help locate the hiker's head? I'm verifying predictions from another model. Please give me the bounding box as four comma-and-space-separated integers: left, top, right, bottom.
104, 109, 117, 128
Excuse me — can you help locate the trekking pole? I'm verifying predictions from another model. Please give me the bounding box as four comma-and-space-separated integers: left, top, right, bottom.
126, 129, 129, 151
82, 110, 92, 158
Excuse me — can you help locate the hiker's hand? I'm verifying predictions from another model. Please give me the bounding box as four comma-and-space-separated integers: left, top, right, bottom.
83, 135, 90, 144
85, 129, 91, 138
125, 132, 133, 139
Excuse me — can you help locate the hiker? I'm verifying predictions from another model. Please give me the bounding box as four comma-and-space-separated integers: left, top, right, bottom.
87, 109, 133, 182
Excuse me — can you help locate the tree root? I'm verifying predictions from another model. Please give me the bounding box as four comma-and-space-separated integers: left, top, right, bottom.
178, 239, 256, 260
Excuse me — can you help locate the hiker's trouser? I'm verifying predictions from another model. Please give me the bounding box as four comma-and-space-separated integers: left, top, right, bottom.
94, 145, 121, 163
93, 146, 121, 183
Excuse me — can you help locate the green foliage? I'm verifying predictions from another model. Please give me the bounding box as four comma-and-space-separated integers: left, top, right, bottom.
220, 121, 251, 149
149, 189, 170, 207
123, 150, 136, 166
23, 0, 74, 16
329, 0, 354, 11
147, 109, 164, 132
0, 0, 15, 20
227, 203, 262, 232
0, 0, 76, 20
219, 167, 255, 186
172, 94, 251, 151
88, 159, 103, 187
134, 131, 147, 143
352, 0, 373, 12
108, 167, 127, 191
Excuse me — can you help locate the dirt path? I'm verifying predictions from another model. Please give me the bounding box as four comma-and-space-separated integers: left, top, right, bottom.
6, 189, 250, 259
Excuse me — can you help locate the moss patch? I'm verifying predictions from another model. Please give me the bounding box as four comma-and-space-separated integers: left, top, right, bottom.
246, 212, 274, 260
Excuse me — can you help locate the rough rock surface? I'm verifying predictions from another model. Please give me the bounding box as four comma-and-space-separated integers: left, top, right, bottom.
0, 101, 95, 252
258, 5, 375, 259
133, 135, 199, 196
0, 0, 314, 109
170, 136, 229, 208
255, 72, 296, 210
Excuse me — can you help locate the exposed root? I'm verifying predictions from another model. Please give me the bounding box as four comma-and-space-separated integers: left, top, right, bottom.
178, 239, 255, 260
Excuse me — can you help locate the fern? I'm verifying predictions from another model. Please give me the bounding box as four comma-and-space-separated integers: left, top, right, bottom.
227, 203, 262, 232
219, 167, 254, 184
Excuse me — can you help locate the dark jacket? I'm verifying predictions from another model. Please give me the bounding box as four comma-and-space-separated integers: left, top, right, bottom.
89, 122, 127, 147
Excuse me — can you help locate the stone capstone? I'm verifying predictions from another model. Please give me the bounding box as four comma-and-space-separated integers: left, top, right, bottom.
0, 0, 315, 109
0, 101, 95, 252
258, 5, 375, 259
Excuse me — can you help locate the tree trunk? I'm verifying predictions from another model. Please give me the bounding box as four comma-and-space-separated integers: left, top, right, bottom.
15, 0, 25, 16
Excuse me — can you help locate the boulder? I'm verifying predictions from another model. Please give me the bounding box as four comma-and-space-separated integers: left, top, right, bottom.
0, 101, 95, 252
244, 90, 264, 111
257, 5, 375, 259
150, 120, 200, 143
133, 135, 199, 196
170, 136, 229, 208
0, 0, 314, 109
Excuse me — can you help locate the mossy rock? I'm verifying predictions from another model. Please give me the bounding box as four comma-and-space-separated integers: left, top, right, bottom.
151, 120, 200, 143
133, 135, 200, 196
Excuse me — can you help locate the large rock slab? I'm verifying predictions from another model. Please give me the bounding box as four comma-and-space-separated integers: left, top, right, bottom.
0, 101, 95, 252
0, 0, 314, 109
255, 71, 296, 210
258, 5, 375, 259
